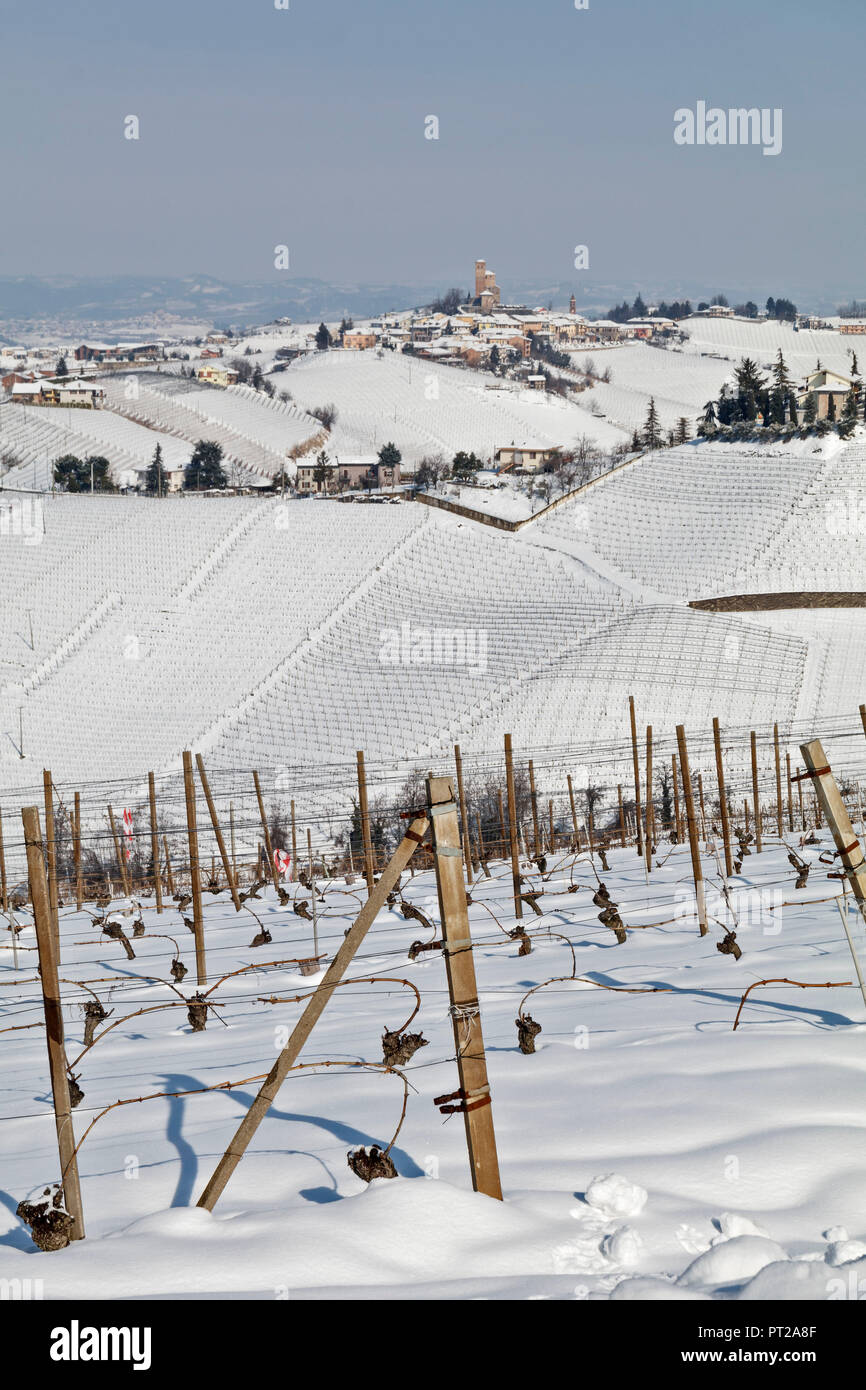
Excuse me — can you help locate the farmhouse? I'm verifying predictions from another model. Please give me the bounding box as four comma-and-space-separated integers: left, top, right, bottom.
343, 331, 377, 349
494, 443, 562, 471
839, 321, 866, 335
11, 380, 105, 407
798, 368, 854, 419
296, 455, 401, 494
196, 364, 239, 387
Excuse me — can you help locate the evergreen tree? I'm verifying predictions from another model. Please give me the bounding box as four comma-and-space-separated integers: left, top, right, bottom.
184, 440, 227, 490
251, 363, 264, 390
675, 416, 690, 445
826, 391, 837, 423
312, 449, 334, 491
700, 399, 717, 432
315, 323, 332, 351
144, 442, 168, 496
452, 450, 481, 480
642, 397, 663, 450
787, 392, 799, 426
803, 393, 817, 427
840, 388, 858, 437
55, 356, 69, 377
377, 441, 401, 471
53, 453, 115, 492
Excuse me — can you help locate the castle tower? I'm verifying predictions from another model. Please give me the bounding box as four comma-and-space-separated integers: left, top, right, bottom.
475, 260, 487, 298
569, 293, 577, 315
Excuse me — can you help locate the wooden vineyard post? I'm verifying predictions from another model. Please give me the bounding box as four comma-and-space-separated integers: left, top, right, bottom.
197, 755, 241, 911
697, 773, 707, 845
786, 753, 794, 832
750, 730, 763, 852
427, 775, 502, 1201
475, 813, 491, 877
107, 805, 131, 898
197, 807, 432, 1211
629, 694, 643, 856
671, 754, 681, 842
307, 829, 319, 961
147, 774, 163, 915
252, 770, 280, 892
773, 723, 784, 838
528, 760, 541, 858
713, 717, 733, 878
43, 770, 59, 933
0, 807, 7, 914
163, 835, 175, 896
504, 735, 523, 920
645, 725, 654, 872
230, 802, 237, 883
676, 726, 708, 936
548, 799, 555, 855
356, 750, 375, 896
21, 806, 85, 1240
800, 739, 866, 1004
497, 788, 507, 859
617, 785, 626, 848
290, 799, 298, 876
182, 751, 206, 986
73, 793, 83, 912
860, 703, 866, 742
796, 768, 805, 830
567, 774, 580, 851
454, 744, 474, 885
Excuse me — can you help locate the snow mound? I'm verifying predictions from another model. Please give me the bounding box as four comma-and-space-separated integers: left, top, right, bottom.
712, 1212, 770, 1242
611, 1276, 710, 1301
584, 1174, 648, 1219
601, 1225, 643, 1266
826, 1238, 866, 1267
739, 1257, 866, 1300
678, 1236, 788, 1290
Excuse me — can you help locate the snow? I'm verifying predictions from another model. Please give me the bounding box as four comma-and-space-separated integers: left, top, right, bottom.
2, 835, 866, 1299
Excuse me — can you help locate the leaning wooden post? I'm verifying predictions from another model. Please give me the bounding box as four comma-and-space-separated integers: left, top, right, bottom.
628, 694, 643, 856
504, 734, 523, 920
617, 785, 626, 848
454, 744, 474, 885
182, 750, 206, 986
567, 774, 580, 850
786, 752, 794, 832
645, 725, 654, 872
0, 807, 7, 914
676, 726, 707, 936
497, 788, 507, 859
196, 755, 241, 911
773, 723, 784, 838
107, 805, 131, 898
21, 805, 85, 1240
73, 793, 83, 912
147, 773, 163, 915
800, 740, 866, 1002
197, 806, 432, 1211
356, 750, 376, 896
252, 770, 280, 892
427, 775, 502, 1200
713, 717, 733, 877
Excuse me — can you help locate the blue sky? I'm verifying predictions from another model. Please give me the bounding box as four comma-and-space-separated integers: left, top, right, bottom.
1, 0, 862, 296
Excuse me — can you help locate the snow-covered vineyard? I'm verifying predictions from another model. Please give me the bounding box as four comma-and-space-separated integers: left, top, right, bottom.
3, 819, 866, 1300
2, 311, 866, 1306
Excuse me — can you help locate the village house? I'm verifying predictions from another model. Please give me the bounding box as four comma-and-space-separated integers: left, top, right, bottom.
494, 443, 562, 472
343, 331, 377, 349
199, 346, 223, 360
798, 368, 855, 419
839, 321, 866, 335
196, 364, 239, 387
11, 379, 105, 407
296, 455, 401, 494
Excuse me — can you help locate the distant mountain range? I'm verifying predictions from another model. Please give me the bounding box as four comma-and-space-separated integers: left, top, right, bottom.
0, 273, 856, 341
